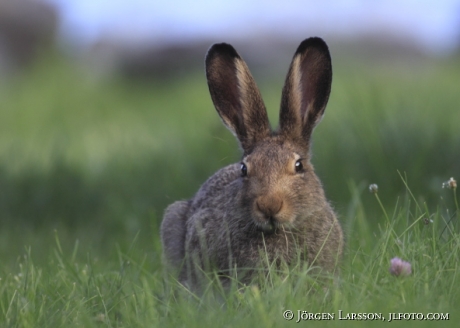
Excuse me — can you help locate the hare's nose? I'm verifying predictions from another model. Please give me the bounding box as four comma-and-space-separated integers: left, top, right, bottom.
256, 195, 283, 218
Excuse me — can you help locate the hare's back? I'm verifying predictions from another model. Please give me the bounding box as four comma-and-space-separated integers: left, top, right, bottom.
161, 200, 190, 269
190, 163, 241, 211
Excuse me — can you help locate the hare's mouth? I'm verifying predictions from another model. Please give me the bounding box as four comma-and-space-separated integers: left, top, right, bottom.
256, 217, 279, 235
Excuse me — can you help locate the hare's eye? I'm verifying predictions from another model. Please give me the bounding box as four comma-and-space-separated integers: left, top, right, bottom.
241, 163, 248, 177
295, 160, 303, 173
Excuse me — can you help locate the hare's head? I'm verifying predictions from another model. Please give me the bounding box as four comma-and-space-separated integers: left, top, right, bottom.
206, 38, 333, 234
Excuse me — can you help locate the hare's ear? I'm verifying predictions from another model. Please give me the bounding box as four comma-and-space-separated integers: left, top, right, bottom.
279, 37, 332, 143
206, 43, 270, 153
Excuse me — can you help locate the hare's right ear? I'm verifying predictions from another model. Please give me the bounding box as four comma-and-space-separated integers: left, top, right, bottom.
279, 37, 332, 145
206, 43, 270, 153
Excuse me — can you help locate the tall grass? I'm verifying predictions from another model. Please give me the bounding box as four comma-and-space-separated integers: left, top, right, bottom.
0, 50, 459, 326
1, 181, 458, 327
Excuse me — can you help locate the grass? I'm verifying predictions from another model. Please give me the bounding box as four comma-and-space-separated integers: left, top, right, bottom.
0, 49, 459, 326
1, 182, 458, 327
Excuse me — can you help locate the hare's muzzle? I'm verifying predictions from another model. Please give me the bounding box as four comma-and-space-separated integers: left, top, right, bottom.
254, 195, 284, 234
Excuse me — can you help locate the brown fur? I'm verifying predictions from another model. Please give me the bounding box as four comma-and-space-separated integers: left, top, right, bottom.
160, 37, 344, 290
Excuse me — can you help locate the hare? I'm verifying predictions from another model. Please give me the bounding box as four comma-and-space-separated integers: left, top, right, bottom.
161, 37, 343, 289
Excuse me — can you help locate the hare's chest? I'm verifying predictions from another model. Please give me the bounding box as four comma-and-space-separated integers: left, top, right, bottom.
214, 229, 302, 268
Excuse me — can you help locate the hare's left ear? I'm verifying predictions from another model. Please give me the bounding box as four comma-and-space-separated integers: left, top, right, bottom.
206, 43, 271, 153
279, 37, 332, 143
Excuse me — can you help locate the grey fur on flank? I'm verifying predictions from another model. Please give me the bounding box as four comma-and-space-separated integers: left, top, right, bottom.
161, 37, 344, 290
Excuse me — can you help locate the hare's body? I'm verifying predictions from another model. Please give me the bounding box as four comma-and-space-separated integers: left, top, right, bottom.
161, 38, 343, 289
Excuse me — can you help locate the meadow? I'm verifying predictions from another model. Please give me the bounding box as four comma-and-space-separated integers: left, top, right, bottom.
0, 45, 459, 327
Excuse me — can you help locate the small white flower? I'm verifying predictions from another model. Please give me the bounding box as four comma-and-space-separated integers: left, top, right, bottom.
442, 177, 457, 189
369, 184, 379, 194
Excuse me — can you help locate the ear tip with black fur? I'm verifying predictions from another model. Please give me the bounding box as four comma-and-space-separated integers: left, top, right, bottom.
206, 43, 240, 62
295, 37, 330, 57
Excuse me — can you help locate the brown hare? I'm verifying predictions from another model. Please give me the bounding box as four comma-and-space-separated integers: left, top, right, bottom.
161, 37, 343, 289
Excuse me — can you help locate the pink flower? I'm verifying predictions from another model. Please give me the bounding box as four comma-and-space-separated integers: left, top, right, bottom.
389, 257, 412, 276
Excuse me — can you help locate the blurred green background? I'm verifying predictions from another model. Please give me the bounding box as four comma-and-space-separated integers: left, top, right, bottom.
1, 2, 459, 326
0, 0, 458, 274
0, 41, 459, 267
